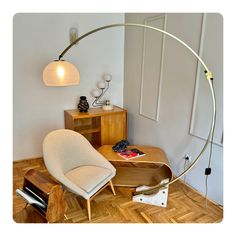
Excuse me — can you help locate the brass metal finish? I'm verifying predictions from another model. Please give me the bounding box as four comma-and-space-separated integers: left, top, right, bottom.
58, 23, 209, 72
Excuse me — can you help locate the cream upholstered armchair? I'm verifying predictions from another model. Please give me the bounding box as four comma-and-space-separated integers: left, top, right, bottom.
42, 129, 116, 220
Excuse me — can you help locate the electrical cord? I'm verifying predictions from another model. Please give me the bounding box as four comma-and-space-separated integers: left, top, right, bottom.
182, 80, 216, 208
182, 149, 223, 208
182, 81, 220, 208
181, 159, 203, 205
204, 80, 216, 208
204, 175, 209, 207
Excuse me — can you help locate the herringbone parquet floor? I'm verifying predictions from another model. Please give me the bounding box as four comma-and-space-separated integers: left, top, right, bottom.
13, 158, 223, 223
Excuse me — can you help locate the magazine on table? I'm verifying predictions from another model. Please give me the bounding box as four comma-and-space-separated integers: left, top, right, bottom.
117, 148, 145, 160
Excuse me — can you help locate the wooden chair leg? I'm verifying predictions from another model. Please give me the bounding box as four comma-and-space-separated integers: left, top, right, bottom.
87, 199, 91, 221
64, 214, 68, 220
109, 180, 116, 195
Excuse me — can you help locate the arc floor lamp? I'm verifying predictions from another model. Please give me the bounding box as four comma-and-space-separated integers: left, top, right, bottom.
43, 23, 216, 196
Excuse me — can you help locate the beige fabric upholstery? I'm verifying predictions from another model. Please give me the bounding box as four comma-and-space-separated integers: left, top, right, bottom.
43, 129, 116, 199
65, 165, 111, 193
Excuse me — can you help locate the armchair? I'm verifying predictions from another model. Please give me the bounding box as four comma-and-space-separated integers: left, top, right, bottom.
42, 129, 116, 220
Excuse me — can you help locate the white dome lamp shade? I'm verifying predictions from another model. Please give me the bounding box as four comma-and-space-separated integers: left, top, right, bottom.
43, 60, 80, 86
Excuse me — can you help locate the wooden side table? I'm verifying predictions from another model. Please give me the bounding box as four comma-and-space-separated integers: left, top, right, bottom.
97, 145, 173, 187
20, 169, 67, 223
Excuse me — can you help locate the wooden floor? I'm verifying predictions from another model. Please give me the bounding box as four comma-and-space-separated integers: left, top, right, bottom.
13, 158, 223, 223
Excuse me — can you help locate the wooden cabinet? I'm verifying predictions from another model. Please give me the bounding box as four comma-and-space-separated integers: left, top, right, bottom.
64, 106, 127, 148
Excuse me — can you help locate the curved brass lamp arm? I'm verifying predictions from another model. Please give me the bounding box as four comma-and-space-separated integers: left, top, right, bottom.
58, 23, 216, 195
59, 23, 210, 73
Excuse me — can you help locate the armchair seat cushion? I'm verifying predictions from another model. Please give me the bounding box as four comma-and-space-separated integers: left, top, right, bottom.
65, 165, 112, 193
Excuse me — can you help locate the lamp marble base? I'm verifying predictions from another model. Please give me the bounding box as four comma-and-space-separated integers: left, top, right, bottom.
133, 178, 169, 207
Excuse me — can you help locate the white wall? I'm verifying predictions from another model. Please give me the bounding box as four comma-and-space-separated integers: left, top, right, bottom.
124, 13, 223, 204
13, 13, 125, 160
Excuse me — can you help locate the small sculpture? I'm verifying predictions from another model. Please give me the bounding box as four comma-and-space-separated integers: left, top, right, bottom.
78, 96, 89, 112
91, 73, 112, 108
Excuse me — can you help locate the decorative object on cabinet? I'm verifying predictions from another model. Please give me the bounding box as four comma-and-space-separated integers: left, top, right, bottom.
15, 169, 67, 223
64, 106, 127, 148
91, 73, 113, 109
102, 99, 113, 111
43, 129, 116, 220
77, 96, 89, 112
42, 23, 216, 198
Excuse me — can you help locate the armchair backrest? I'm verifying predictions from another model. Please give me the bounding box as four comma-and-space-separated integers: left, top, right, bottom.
43, 129, 114, 174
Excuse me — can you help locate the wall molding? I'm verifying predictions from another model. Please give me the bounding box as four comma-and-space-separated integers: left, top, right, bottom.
189, 13, 223, 147
139, 14, 167, 122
